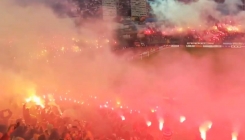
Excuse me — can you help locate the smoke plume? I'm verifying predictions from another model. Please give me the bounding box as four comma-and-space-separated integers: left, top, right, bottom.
1, 0, 245, 138
150, 0, 245, 29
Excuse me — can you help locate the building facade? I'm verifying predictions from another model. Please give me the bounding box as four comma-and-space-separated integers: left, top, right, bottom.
102, 0, 117, 20
131, 0, 148, 17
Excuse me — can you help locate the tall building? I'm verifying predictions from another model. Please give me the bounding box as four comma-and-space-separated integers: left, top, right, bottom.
131, 0, 148, 17
235, 0, 245, 10
102, 0, 117, 20
214, 0, 225, 3
242, 0, 245, 10
215, 0, 245, 11
117, 0, 131, 17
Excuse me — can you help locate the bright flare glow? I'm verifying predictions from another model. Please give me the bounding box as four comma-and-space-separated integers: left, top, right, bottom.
25, 95, 44, 108
212, 26, 218, 30
232, 132, 238, 140
199, 121, 212, 140
199, 129, 207, 140
121, 116, 125, 121
177, 27, 183, 32
146, 121, 152, 127
159, 118, 164, 131
226, 25, 239, 32
25, 98, 31, 102
180, 116, 186, 123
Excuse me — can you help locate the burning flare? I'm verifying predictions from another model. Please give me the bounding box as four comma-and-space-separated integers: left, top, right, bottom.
121, 116, 125, 121
232, 132, 238, 140
25, 95, 44, 108
180, 116, 186, 123
199, 121, 212, 140
146, 121, 152, 127
159, 118, 164, 131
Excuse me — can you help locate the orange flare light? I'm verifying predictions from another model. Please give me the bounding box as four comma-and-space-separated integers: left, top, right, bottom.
25, 95, 44, 108
146, 121, 152, 127
121, 116, 125, 121
199, 121, 212, 140
232, 132, 238, 140
180, 116, 186, 123
159, 118, 164, 131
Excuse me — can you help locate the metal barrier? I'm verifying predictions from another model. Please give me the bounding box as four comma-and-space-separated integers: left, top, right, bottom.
128, 44, 244, 60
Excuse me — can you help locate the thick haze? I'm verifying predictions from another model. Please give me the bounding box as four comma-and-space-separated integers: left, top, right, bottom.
1, 0, 245, 132
150, 0, 245, 30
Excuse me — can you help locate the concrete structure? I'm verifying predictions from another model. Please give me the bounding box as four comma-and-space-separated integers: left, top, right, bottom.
102, 0, 117, 20
131, 0, 147, 17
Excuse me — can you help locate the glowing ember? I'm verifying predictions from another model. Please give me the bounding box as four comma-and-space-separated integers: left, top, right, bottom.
180, 116, 186, 123
232, 132, 238, 140
177, 27, 183, 32
199, 121, 212, 140
159, 118, 164, 131
25, 95, 44, 108
121, 116, 125, 121
146, 121, 152, 127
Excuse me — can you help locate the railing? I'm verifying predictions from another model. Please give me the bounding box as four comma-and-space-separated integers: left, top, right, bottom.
127, 44, 244, 60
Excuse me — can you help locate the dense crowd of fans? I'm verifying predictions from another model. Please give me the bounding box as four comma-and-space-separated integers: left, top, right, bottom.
0, 103, 175, 140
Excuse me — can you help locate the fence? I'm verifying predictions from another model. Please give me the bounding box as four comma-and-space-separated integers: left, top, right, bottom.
127, 44, 245, 60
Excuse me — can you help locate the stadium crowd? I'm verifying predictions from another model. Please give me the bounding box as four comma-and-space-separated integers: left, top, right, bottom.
0, 103, 175, 140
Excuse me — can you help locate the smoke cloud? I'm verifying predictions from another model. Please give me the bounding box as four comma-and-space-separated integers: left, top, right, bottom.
150, 0, 245, 29
1, 0, 245, 137
0, 0, 117, 106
